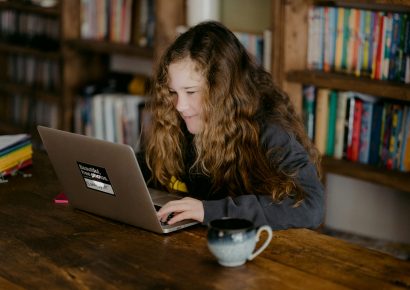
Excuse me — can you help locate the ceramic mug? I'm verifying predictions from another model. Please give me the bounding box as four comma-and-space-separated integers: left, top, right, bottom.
207, 218, 273, 267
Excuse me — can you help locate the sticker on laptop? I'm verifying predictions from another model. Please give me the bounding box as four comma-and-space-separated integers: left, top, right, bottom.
77, 162, 115, 195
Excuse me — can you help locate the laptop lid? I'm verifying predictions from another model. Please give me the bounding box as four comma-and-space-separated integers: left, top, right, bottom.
37, 126, 198, 234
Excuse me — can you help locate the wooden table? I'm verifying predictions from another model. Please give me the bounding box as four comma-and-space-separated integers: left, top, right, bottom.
0, 151, 409, 290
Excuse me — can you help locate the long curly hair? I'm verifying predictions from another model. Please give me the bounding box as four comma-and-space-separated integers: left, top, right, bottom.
145, 21, 320, 204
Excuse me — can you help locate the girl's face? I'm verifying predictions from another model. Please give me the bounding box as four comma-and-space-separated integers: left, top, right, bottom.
168, 58, 206, 134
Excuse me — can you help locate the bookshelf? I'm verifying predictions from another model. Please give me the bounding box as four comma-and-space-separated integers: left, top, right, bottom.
0, 1, 62, 138
0, 0, 185, 142
277, 0, 410, 192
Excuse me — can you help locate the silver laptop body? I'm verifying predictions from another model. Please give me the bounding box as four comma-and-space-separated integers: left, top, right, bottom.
37, 126, 198, 234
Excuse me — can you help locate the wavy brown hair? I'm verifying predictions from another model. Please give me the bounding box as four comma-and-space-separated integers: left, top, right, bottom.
146, 21, 320, 204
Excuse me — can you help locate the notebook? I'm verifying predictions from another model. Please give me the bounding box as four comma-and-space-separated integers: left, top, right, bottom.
37, 126, 199, 234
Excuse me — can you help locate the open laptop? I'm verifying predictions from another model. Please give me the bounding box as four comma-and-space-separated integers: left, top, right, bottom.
37, 125, 199, 234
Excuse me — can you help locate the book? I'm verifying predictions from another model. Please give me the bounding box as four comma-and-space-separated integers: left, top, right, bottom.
380, 103, 393, 168
399, 105, 410, 171
263, 29, 272, 72
340, 8, 351, 72
0, 134, 32, 176
334, 91, 351, 159
397, 106, 408, 170
323, 7, 337, 72
388, 13, 402, 81
92, 94, 105, 140
359, 101, 374, 164
314, 88, 330, 155
343, 97, 356, 160
374, 12, 385, 80
307, 6, 324, 69
0, 134, 30, 152
347, 8, 359, 74
382, 13, 393, 80
399, 14, 409, 82
302, 85, 316, 141
355, 9, 365, 77
368, 102, 384, 166
361, 10, 372, 76
387, 104, 404, 169
326, 90, 338, 156
334, 7, 345, 71
371, 12, 381, 79
0, 145, 32, 171
350, 97, 363, 161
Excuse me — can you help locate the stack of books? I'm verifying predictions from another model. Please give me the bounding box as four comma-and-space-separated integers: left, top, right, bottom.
0, 134, 33, 177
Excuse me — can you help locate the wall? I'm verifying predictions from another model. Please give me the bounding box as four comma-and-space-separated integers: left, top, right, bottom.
325, 174, 410, 244
220, 0, 271, 31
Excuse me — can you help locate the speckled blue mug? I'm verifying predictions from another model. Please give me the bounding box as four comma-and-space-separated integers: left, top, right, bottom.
207, 218, 273, 267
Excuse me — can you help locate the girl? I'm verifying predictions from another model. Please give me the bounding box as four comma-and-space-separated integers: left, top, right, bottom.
138, 21, 324, 230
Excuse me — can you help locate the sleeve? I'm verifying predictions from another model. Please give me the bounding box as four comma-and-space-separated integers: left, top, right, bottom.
136, 151, 152, 182
202, 124, 325, 230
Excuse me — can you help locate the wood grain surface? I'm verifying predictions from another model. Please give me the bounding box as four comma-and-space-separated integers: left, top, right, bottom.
0, 151, 409, 290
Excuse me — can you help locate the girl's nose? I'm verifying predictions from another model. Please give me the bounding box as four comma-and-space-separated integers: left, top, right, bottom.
175, 94, 189, 112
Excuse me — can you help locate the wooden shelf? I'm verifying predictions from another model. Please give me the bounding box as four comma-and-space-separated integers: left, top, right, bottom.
0, 43, 61, 59
0, 82, 60, 103
286, 70, 410, 102
0, 122, 27, 134
0, 1, 60, 16
322, 156, 410, 193
316, 0, 410, 11
65, 39, 154, 58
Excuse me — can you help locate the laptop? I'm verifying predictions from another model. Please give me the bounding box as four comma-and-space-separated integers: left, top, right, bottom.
37, 125, 199, 234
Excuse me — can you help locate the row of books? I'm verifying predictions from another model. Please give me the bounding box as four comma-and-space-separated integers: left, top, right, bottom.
80, 0, 155, 46
0, 133, 32, 177
0, 93, 59, 129
303, 85, 410, 172
307, 6, 410, 83
74, 93, 149, 152
6, 54, 61, 91
177, 25, 272, 73
0, 9, 60, 50
234, 30, 272, 72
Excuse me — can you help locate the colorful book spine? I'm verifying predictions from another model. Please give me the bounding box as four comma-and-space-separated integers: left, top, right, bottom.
382, 13, 393, 80
371, 12, 381, 79
348, 8, 360, 74
387, 104, 403, 170
341, 8, 351, 72
334, 91, 350, 159
400, 106, 410, 171
335, 7, 345, 71
396, 106, 408, 170
399, 14, 409, 82
315, 88, 330, 155
302, 85, 316, 141
344, 97, 356, 160
388, 13, 401, 81
307, 7, 324, 70
374, 12, 385, 80
368, 102, 383, 166
361, 10, 372, 76
404, 15, 410, 83
380, 103, 393, 168
350, 98, 363, 161
359, 101, 374, 163
326, 90, 338, 156
355, 9, 365, 77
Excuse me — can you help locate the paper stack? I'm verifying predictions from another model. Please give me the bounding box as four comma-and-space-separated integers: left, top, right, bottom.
0, 134, 33, 177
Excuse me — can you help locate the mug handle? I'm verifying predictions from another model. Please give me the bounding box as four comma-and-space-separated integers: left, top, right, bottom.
247, 225, 273, 261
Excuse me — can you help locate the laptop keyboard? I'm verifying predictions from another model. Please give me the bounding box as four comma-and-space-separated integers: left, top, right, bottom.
154, 205, 174, 226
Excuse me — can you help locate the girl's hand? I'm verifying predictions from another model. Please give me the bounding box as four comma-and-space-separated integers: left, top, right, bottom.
156, 197, 204, 225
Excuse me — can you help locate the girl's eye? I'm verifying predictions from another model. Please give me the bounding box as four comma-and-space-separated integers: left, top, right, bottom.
169, 90, 177, 95
187, 91, 196, 95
